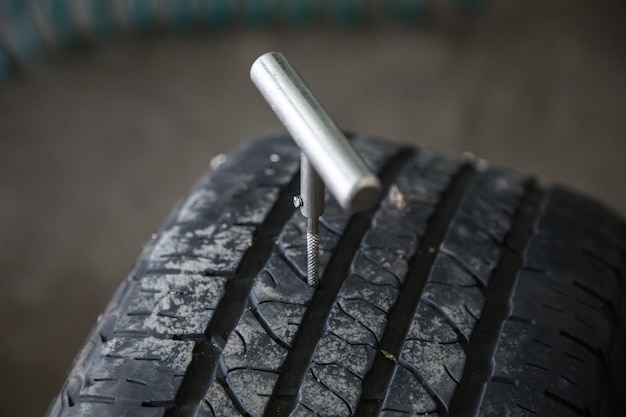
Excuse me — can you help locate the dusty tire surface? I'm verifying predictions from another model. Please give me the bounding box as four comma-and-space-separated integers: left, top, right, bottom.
46, 134, 626, 417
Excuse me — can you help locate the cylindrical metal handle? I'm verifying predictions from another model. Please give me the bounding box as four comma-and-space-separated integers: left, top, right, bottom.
250, 51, 382, 212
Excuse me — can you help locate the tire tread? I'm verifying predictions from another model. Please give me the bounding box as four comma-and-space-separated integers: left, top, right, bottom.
46, 136, 626, 417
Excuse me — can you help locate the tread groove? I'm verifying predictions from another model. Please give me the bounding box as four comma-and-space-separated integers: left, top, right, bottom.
362, 252, 404, 287
355, 163, 479, 417
559, 330, 601, 357
311, 367, 355, 414
516, 403, 537, 414
439, 248, 488, 289
163, 169, 301, 417
263, 148, 415, 417
422, 297, 470, 346
448, 180, 545, 417
544, 390, 592, 417
249, 294, 292, 349
217, 364, 252, 417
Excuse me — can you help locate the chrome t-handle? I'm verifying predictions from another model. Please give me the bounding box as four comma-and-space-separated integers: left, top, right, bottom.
251, 51, 382, 286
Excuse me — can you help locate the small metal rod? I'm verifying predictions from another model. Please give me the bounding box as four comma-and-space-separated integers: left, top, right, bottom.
299, 153, 324, 286
251, 51, 382, 287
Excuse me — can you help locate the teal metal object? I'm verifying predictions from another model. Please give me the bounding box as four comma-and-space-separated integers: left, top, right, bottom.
287, 0, 322, 27
11, 10, 43, 63
87, 0, 115, 39
204, 0, 237, 29
0, 0, 491, 81
170, 0, 194, 32
381, 0, 429, 24
246, 0, 280, 27
333, 0, 368, 26
1, 0, 26, 15
47, 0, 78, 48
127, 0, 155, 32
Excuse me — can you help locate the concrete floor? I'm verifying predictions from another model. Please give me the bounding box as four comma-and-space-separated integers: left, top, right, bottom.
0, 1, 624, 416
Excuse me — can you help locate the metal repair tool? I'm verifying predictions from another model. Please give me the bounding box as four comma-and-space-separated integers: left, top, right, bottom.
251, 51, 382, 287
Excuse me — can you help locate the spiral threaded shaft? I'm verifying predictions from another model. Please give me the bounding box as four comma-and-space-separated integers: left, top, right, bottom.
306, 218, 320, 287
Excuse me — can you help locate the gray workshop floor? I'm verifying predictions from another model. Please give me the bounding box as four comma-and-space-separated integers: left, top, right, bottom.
1, 1, 625, 416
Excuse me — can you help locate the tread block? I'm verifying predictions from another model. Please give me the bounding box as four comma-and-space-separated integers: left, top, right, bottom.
382, 365, 437, 416
202, 383, 241, 417
222, 310, 288, 370
225, 369, 278, 416
315, 330, 375, 377
116, 273, 227, 337
299, 371, 353, 416
81, 336, 194, 404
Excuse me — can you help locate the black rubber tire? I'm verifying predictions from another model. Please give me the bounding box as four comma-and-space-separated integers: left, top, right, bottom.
45, 134, 626, 417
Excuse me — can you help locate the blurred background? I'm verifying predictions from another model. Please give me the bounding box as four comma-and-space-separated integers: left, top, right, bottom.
0, 0, 625, 416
